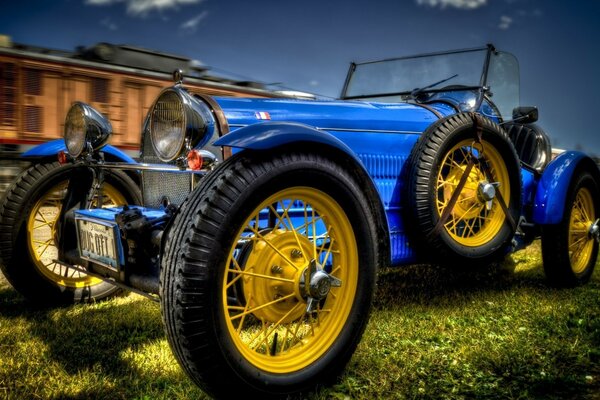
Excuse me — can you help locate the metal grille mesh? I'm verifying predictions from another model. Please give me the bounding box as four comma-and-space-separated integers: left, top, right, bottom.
140, 128, 191, 208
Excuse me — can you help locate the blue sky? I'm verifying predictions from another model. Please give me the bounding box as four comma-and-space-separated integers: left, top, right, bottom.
2, 0, 600, 154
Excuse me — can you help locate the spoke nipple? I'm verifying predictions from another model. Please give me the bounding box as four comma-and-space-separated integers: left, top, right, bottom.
291, 249, 303, 259
271, 265, 283, 274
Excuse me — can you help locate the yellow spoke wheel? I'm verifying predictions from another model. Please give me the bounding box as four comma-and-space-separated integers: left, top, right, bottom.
161, 152, 377, 397
405, 113, 521, 265
223, 187, 358, 373
26, 181, 126, 288
1, 162, 140, 304
436, 139, 511, 247
542, 170, 599, 286
568, 187, 595, 274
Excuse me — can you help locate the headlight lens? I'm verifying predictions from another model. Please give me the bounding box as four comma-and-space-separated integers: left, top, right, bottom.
64, 104, 86, 157
149, 87, 215, 162
64, 102, 112, 158
151, 91, 186, 162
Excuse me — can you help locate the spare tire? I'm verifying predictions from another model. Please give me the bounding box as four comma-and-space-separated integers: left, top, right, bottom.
405, 112, 521, 266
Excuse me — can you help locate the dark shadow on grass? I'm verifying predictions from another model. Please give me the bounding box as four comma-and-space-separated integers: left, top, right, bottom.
373, 256, 548, 309
0, 281, 193, 399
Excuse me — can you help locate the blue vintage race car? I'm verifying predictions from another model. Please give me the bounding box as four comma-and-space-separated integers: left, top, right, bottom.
1, 44, 599, 398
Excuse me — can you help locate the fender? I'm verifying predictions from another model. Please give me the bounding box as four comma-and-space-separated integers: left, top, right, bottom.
533, 151, 599, 224
22, 139, 137, 164
215, 121, 392, 268
214, 122, 365, 166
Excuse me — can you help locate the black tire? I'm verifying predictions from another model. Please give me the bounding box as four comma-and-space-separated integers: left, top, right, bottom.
161, 151, 379, 398
405, 113, 521, 266
0, 162, 141, 304
542, 169, 600, 287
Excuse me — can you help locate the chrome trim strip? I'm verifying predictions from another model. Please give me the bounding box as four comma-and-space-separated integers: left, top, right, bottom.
227, 123, 420, 135
317, 127, 421, 134
83, 161, 209, 175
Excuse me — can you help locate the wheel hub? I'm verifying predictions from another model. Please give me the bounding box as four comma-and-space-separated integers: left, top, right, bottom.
445, 164, 488, 218
309, 270, 332, 299
478, 181, 496, 202
300, 259, 342, 313
588, 219, 600, 243
241, 229, 309, 323
241, 229, 343, 321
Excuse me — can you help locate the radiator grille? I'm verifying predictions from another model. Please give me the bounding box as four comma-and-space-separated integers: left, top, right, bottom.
140, 129, 191, 208
142, 170, 191, 208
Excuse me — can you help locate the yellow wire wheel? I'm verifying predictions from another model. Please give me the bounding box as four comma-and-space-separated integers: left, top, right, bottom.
161, 152, 377, 397
436, 139, 511, 247
223, 187, 358, 373
405, 113, 521, 265
0, 162, 140, 304
542, 169, 599, 286
568, 187, 595, 273
26, 180, 126, 288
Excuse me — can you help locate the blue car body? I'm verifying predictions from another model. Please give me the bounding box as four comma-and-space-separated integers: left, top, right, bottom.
27, 96, 596, 266
209, 97, 585, 265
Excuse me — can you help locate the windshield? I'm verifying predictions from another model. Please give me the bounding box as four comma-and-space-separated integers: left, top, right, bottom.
341, 47, 521, 122
343, 48, 488, 100
486, 51, 520, 122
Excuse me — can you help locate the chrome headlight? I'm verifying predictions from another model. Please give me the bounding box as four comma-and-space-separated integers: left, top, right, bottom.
64, 102, 112, 158
149, 86, 214, 162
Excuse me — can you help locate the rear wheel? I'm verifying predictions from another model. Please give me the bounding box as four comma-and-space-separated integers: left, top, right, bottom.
161, 151, 378, 397
542, 170, 599, 286
0, 162, 141, 304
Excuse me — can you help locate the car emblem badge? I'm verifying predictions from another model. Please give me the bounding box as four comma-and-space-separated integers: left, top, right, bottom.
255, 111, 271, 120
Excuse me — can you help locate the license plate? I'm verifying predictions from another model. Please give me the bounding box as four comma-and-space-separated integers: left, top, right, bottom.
76, 218, 121, 270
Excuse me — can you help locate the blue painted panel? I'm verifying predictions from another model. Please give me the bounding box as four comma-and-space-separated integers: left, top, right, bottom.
214, 122, 364, 166
215, 97, 429, 265
533, 151, 588, 224
348, 135, 420, 264
521, 169, 536, 209
22, 139, 137, 164
215, 97, 437, 133
75, 206, 167, 221
219, 121, 422, 265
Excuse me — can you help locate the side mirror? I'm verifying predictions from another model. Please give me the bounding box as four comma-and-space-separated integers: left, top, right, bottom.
512, 106, 538, 124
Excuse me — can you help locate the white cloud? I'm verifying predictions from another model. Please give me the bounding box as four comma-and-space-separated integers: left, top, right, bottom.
309, 80, 319, 87
427, 0, 486, 9
498, 15, 513, 30
180, 11, 208, 33
85, 0, 203, 16
100, 17, 118, 30
416, 0, 487, 10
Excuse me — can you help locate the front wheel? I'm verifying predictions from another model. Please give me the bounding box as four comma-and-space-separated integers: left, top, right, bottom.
542, 169, 600, 286
161, 151, 379, 397
0, 162, 141, 304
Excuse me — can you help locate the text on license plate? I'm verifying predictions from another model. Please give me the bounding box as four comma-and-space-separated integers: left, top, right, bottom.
76, 219, 119, 269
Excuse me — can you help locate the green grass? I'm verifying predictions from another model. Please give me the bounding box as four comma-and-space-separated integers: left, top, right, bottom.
1, 242, 599, 399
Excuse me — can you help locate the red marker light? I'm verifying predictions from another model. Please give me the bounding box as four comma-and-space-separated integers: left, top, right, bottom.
58, 150, 67, 165
187, 149, 203, 171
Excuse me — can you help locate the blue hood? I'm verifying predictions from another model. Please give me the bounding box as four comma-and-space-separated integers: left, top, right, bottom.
214, 97, 443, 134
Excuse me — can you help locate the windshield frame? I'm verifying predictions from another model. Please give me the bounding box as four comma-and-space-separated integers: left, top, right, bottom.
340, 44, 495, 103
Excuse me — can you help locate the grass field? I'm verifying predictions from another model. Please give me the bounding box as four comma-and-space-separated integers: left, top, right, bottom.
1, 242, 599, 399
